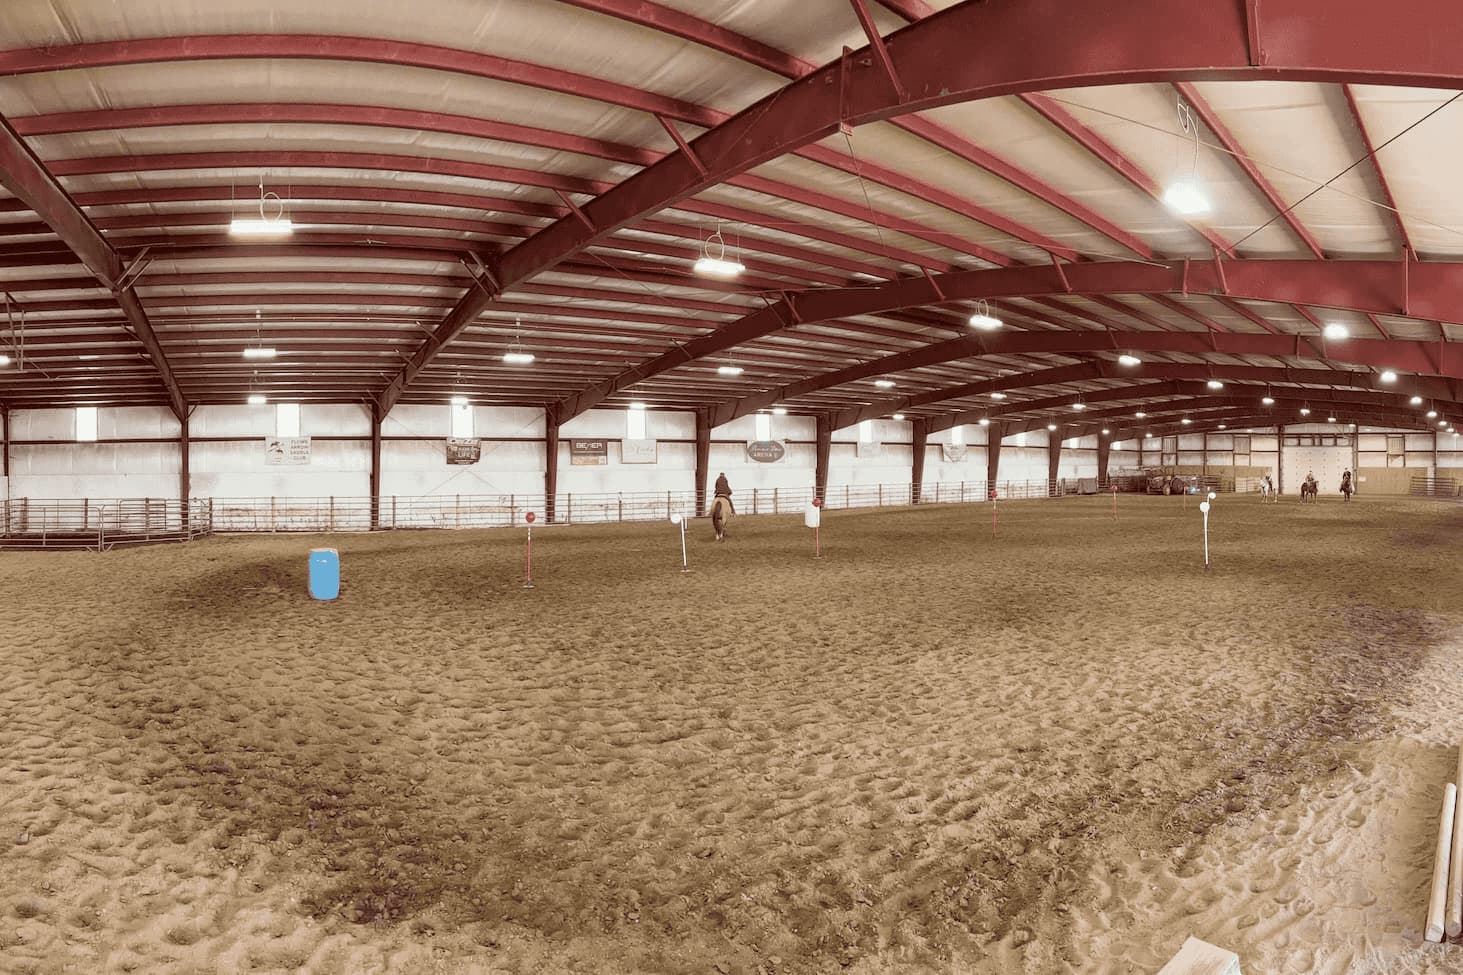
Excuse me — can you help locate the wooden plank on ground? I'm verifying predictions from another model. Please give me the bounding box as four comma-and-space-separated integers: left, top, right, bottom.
1156, 936, 1242, 975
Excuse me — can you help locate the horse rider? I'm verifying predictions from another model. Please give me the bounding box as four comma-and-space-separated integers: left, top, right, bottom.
714, 472, 736, 514
1303, 470, 1317, 501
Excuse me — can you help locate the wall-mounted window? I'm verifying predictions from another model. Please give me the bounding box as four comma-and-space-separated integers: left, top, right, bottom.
626, 406, 647, 440
857, 419, 874, 443
450, 403, 474, 438
276, 402, 301, 438
950, 424, 965, 447
75, 406, 98, 442
754, 413, 772, 441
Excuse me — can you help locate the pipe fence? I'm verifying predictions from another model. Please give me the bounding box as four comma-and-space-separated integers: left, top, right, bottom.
2, 478, 1185, 540
0, 498, 214, 550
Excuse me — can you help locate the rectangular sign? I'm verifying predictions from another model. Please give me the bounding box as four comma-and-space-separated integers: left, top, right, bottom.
621, 439, 657, 464
942, 444, 968, 462
445, 438, 481, 465
264, 436, 311, 466
570, 439, 608, 466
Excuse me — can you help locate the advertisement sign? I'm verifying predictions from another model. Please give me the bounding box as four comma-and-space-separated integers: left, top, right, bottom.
746, 440, 786, 463
264, 436, 311, 466
570, 439, 608, 466
942, 444, 968, 462
445, 438, 481, 465
621, 439, 658, 464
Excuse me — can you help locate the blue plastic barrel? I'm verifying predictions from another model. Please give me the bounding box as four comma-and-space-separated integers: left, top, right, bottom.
309, 548, 340, 600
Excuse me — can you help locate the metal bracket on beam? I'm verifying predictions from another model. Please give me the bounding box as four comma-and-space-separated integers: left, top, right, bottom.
554, 190, 595, 231
920, 267, 945, 301
1245, 0, 1265, 67
459, 255, 501, 301
837, 47, 855, 137
848, 0, 909, 103
1213, 252, 1228, 294
113, 246, 153, 293
1402, 250, 1412, 317
1051, 254, 1072, 293
655, 114, 707, 178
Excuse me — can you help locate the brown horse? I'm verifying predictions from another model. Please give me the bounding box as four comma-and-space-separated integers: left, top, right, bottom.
710, 495, 733, 541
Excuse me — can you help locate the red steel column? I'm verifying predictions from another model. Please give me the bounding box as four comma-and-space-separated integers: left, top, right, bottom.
545, 412, 560, 523
179, 411, 190, 530
369, 407, 383, 530
814, 414, 831, 503
694, 408, 710, 515
1047, 432, 1062, 496
911, 418, 928, 503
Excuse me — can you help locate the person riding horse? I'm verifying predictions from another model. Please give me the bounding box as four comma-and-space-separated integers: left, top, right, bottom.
1341, 469, 1354, 501
711, 472, 735, 541
1300, 471, 1318, 502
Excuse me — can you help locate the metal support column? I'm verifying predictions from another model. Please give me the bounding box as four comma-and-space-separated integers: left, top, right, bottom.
814, 414, 832, 503
545, 411, 560, 523
369, 407, 383, 530
911, 419, 928, 503
694, 408, 710, 515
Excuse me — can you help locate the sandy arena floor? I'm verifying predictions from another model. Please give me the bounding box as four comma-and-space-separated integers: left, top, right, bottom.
4, 494, 1463, 974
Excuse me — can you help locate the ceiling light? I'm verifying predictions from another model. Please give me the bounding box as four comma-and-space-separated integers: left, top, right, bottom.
1323, 323, 1349, 340
1101, 428, 1110, 435
450, 395, 469, 406
1327, 416, 1337, 423
892, 413, 905, 421
1135, 411, 1147, 418
1262, 396, 1275, 405
629, 401, 647, 410
1299, 407, 1311, 416
694, 226, 744, 278
1118, 354, 1142, 367
1380, 370, 1398, 383
772, 407, 787, 415
990, 391, 1006, 400
978, 417, 990, 426
694, 256, 745, 277
874, 379, 895, 389
502, 352, 536, 364
229, 217, 293, 238
968, 312, 1003, 330
1428, 409, 1439, 418
1181, 418, 1193, 425
716, 365, 744, 376
1206, 379, 1224, 390
1146, 432, 1155, 439
242, 347, 277, 360
1162, 176, 1210, 215
1412, 395, 1424, 405
1218, 424, 1227, 430
1072, 403, 1086, 411
1441, 419, 1450, 427
0, 354, 9, 367
246, 393, 267, 405
1046, 423, 1057, 431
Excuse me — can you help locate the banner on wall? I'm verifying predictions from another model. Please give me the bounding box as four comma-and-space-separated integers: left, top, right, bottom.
264, 437, 311, 466
746, 440, 785, 463
621, 439, 657, 464
445, 438, 481, 465
570, 439, 609, 466
856, 440, 883, 459
942, 444, 968, 462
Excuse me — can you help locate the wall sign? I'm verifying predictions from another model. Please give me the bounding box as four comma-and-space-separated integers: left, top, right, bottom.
621, 439, 658, 464
570, 439, 608, 466
942, 444, 968, 462
264, 436, 311, 466
445, 438, 481, 465
747, 440, 785, 463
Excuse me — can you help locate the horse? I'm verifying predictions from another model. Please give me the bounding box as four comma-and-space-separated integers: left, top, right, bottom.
710, 495, 733, 541
1300, 479, 1318, 502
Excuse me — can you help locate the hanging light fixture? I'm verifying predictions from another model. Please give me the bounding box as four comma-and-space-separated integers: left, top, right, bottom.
1135, 411, 1147, 418
968, 299, 1003, 330
501, 318, 535, 364
1163, 99, 1211, 214
990, 391, 1006, 400
242, 309, 276, 359
1181, 418, 1193, 425
717, 365, 744, 376
1412, 395, 1424, 405
1118, 354, 1142, 367
1323, 323, 1349, 340
892, 413, 905, 421
1299, 404, 1312, 416
978, 417, 990, 427
772, 407, 788, 415
246, 368, 265, 405
1380, 370, 1398, 383
874, 379, 895, 389
230, 173, 293, 237
1206, 379, 1224, 390
693, 223, 744, 277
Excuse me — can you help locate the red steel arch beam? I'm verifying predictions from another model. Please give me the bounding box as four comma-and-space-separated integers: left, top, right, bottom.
385, 0, 1463, 411
557, 258, 1463, 426
0, 114, 185, 419
833, 362, 1460, 429
1340, 83, 1413, 258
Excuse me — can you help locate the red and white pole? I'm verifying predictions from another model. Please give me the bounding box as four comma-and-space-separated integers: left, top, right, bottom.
523, 511, 536, 589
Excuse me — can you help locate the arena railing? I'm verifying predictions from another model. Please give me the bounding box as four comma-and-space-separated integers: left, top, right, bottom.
3, 479, 1146, 538
1410, 475, 1460, 499
0, 498, 214, 550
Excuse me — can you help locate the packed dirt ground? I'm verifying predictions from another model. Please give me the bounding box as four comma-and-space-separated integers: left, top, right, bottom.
4, 494, 1463, 974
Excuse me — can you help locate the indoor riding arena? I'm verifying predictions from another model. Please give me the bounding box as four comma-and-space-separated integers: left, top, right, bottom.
5, 4, 1463, 975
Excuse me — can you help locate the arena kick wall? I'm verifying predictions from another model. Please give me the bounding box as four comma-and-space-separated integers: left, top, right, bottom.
0, 406, 1458, 507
